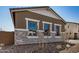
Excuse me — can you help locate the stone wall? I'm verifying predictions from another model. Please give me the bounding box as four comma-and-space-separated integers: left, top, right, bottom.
15, 30, 64, 45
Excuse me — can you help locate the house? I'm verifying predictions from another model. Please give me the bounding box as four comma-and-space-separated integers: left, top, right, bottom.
10, 6, 66, 45
65, 22, 79, 39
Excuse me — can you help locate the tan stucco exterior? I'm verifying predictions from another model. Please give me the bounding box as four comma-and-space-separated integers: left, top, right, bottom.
65, 22, 79, 39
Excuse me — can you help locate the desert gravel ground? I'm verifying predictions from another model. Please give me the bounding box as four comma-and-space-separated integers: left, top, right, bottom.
0, 42, 66, 53
60, 44, 79, 53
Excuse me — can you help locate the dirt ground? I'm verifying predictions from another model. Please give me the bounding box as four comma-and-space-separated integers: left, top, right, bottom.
60, 44, 79, 53
0, 42, 66, 53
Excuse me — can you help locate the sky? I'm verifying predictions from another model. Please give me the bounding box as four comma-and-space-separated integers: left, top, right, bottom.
0, 6, 79, 31
52, 6, 79, 22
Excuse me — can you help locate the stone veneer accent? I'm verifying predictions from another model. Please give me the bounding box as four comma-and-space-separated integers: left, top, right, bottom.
15, 30, 64, 45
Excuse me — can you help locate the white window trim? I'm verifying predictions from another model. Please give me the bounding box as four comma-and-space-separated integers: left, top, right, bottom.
43, 21, 52, 38
54, 24, 61, 26
43, 21, 52, 31
25, 18, 40, 22
43, 21, 52, 24
25, 18, 40, 38
44, 36, 52, 38
54, 24, 61, 38
15, 28, 28, 31
55, 36, 61, 38
37, 30, 44, 32
27, 36, 39, 38
25, 18, 40, 30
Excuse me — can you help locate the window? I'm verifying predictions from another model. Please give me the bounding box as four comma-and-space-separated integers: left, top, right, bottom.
44, 23, 50, 36
55, 25, 60, 36
28, 21, 37, 31
28, 21, 37, 36
25, 18, 40, 38
44, 23, 49, 31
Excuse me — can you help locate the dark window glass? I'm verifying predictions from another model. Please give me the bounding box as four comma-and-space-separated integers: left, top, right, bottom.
55, 25, 60, 36
28, 21, 37, 36
44, 23, 50, 36
44, 23, 49, 32
28, 21, 37, 31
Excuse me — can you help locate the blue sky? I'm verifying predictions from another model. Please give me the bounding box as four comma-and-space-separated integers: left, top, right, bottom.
52, 6, 79, 22
0, 6, 79, 31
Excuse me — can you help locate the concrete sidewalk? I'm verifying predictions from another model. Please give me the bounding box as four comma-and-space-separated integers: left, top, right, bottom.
66, 39, 79, 44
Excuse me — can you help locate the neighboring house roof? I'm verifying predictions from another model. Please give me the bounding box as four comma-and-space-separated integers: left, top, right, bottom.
10, 6, 66, 23
67, 22, 79, 25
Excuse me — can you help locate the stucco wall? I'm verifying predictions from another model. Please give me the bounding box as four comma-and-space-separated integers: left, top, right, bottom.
27, 8, 61, 19
65, 22, 79, 39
